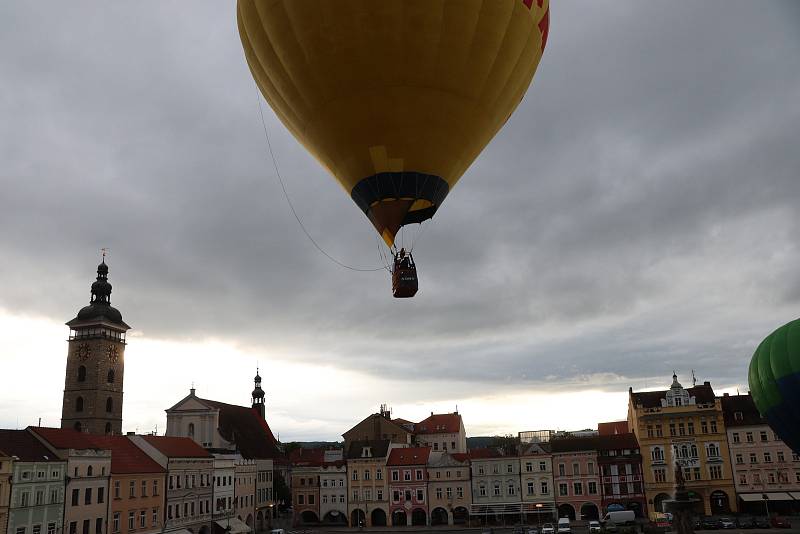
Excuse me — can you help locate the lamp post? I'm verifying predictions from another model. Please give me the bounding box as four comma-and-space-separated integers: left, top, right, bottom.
536, 503, 543, 528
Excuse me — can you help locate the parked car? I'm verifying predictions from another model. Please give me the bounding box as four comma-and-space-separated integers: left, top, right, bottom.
541, 523, 555, 534
558, 517, 571, 534
527, 528, 540, 534
771, 517, 791, 529
719, 517, 736, 529
736, 516, 756, 529
589, 520, 601, 533
700, 517, 721, 530
513, 526, 526, 534
753, 517, 772, 529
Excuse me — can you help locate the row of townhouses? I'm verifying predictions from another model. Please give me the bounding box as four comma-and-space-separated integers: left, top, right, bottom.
287, 374, 800, 527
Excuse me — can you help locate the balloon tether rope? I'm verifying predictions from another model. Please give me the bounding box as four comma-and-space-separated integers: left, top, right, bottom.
253, 85, 387, 273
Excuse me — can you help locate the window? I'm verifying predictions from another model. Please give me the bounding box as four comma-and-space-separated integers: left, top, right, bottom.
559, 483, 568, 496
739, 474, 747, 485
16, 528, 26, 534
128, 512, 134, 530
478, 466, 485, 475
76, 396, 84, 412
129, 480, 135, 497
78, 366, 87, 382
733, 433, 740, 443
507, 464, 513, 473
588, 482, 597, 494
95, 519, 102, 534
707, 443, 720, 457
493, 464, 499, 474
573, 482, 583, 495
106, 398, 113, 413
433, 442, 439, 451
32, 526, 41, 534
525, 462, 533, 472
693, 467, 701, 480
405, 490, 412, 502
688, 421, 695, 435
508, 483, 516, 495
761, 431, 769, 442
710, 420, 718, 433
436, 488, 443, 499
153, 480, 159, 496
98, 487, 104, 504
750, 453, 758, 464
139, 511, 146, 528
69, 523, 77, 534
416, 489, 424, 502
447, 487, 453, 498
765, 452, 773, 463
539, 461, 547, 471
558, 464, 565, 476
746, 432, 754, 443
72, 489, 79, 506
588, 462, 595, 475
140, 480, 147, 497
352, 471, 358, 481
298, 494, 304, 505
654, 469, 666, 483
50, 489, 58, 503
527, 482, 535, 495
646, 425, 654, 438
376, 469, 383, 480
404, 471, 411, 481
655, 425, 663, 437
651, 447, 664, 462
679, 423, 685, 436
393, 490, 400, 502
736, 454, 743, 464
709, 465, 723, 479
541, 481, 549, 494
416, 469, 423, 480
572, 463, 579, 475
701, 420, 708, 433
152, 508, 158, 527
669, 424, 676, 437
768, 472, 776, 484
479, 485, 486, 497
364, 489, 372, 501
494, 484, 501, 496
364, 469, 370, 480
777, 451, 786, 463
35, 491, 43, 505
377, 489, 383, 500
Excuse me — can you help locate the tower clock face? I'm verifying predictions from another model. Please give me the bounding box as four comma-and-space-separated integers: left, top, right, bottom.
74, 343, 91, 361
106, 345, 119, 363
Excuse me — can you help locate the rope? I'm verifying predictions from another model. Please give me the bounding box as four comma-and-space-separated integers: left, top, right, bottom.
253, 86, 386, 272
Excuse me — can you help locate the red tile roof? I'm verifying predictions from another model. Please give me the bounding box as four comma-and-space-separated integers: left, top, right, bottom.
289, 447, 345, 467
387, 446, 431, 466
91, 436, 165, 474
598, 421, 629, 435
141, 436, 212, 458
30, 427, 107, 450
451, 453, 470, 463
594, 433, 639, 451
414, 413, 462, 435
197, 398, 282, 460
550, 436, 598, 453
721, 393, 764, 427
467, 447, 506, 459
0, 430, 63, 462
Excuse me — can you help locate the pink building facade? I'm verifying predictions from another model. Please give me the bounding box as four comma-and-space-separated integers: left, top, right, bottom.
387, 447, 431, 526
551, 438, 602, 521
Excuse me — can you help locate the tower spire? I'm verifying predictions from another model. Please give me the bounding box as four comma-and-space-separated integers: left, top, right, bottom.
252, 367, 265, 419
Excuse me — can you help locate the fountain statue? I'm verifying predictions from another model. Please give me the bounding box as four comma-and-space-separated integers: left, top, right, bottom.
664, 462, 697, 534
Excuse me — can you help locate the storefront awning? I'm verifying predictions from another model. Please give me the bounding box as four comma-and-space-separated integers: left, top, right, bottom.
739, 494, 765, 502
790, 492, 800, 500
766, 492, 793, 501
215, 518, 251, 534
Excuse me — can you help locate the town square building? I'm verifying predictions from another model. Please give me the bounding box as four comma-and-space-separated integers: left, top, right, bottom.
387, 447, 431, 526
427, 451, 471, 525
345, 440, 391, 528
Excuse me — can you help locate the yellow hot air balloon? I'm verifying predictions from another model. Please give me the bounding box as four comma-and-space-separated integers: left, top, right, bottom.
238, 0, 549, 295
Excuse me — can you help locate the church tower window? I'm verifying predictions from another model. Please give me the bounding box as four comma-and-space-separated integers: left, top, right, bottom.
78, 366, 87, 382
106, 398, 113, 413
107, 370, 115, 384
76, 397, 84, 412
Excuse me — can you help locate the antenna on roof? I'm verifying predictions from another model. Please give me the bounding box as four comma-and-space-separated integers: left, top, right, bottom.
692, 369, 697, 387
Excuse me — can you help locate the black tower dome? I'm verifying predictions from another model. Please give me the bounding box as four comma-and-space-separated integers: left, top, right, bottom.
68, 260, 129, 329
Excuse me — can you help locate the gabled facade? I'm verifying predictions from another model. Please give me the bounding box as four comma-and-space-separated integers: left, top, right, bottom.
346, 440, 391, 528
342, 410, 411, 451
595, 433, 646, 518
0, 431, 66, 534
519, 442, 556, 521
427, 452, 471, 526
551, 438, 601, 521
721, 393, 800, 515
628, 373, 736, 518
387, 447, 431, 527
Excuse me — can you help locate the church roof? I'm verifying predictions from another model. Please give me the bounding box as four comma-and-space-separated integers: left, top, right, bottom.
0, 430, 63, 462
196, 397, 282, 460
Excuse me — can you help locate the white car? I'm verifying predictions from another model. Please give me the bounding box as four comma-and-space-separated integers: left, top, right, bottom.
589, 521, 601, 533
541, 523, 555, 534
557, 518, 571, 534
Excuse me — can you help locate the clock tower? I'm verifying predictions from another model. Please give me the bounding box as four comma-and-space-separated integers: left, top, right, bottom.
61, 259, 130, 435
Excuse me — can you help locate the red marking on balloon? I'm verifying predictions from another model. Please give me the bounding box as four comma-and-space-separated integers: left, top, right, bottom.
523, 0, 534, 8
538, 7, 550, 51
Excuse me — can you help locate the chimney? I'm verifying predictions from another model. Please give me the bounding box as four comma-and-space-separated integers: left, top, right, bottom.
704, 381, 711, 386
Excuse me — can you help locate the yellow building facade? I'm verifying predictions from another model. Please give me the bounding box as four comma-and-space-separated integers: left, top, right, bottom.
628, 374, 737, 517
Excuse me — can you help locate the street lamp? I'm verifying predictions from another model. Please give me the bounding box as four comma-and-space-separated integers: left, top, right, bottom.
536, 503, 543, 527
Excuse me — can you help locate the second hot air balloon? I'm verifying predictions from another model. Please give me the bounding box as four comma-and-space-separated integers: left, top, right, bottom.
238, 0, 550, 297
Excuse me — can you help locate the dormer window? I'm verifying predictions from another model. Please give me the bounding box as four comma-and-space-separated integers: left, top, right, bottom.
734, 411, 743, 421
362, 447, 371, 458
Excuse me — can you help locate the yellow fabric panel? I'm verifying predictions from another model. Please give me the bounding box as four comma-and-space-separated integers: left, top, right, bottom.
238, 0, 548, 198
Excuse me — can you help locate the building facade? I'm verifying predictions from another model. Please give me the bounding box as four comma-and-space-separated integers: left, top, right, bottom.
234, 458, 256, 529
595, 433, 646, 518
427, 452, 471, 526
551, 438, 602, 521
0, 431, 66, 534
254, 459, 274, 532
62, 260, 129, 435
628, 374, 737, 517
387, 447, 431, 527
129, 436, 214, 534
346, 440, 391, 528
0, 450, 11, 534
413, 413, 467, 454
519, 442, 556, 522
318, 453, 347, 526
212, 455, 236, 521
721, 393, 800, 515
289, 450, 321, 527
469, 449, 522, 523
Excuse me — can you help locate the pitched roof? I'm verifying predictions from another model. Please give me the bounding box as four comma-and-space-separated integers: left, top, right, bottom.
720, 393, 764, 427
91, 436, 165, 474
196, 398, 281, 460
0, 430, 62, 462
141, 436, 212, 458
387, 446, 431, 466
29, 427, 107, 450
345, 440, 391, 460
415, 413, 462, 435
466, 447, 506, 460
598, 421, 629, 435
550, 436, 599, 453
520, 442, 552, 456
593, 433, 639, 451
343, 413, 411, 440
630, 382, 716, 408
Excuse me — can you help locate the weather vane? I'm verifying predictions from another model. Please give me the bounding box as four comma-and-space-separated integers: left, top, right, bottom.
101, 247, 109, 260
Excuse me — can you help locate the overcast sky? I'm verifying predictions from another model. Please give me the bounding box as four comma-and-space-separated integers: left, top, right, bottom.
1, 1, 799, 441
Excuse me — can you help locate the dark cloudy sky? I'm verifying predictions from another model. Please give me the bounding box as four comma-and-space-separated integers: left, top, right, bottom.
1, 1, 799, 440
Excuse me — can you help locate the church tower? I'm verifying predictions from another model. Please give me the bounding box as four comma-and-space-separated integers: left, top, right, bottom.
61, 259, 130, 434
252, 368, 265, 419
